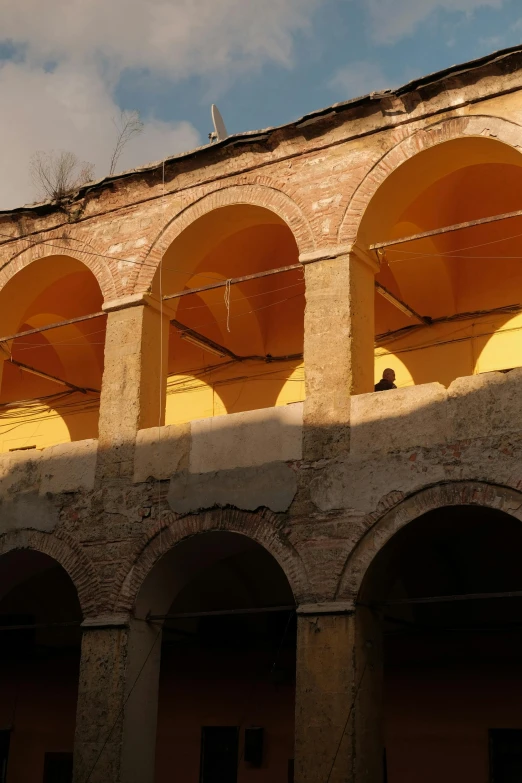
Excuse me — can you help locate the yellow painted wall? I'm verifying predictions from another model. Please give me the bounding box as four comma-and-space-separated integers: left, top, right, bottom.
163, 205, 305, 425
166, 360, 305, 424
0, 257, 104, 452
366, 138, 522, 388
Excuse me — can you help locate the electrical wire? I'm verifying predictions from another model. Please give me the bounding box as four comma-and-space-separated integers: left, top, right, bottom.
376, 302, 522, 345
158, 159, 166, 557
236, 609, 295, 770
0, 231, 226, 282
83, 626, 163, 783
377, 322, 522, 358
0, 230, 304, 291
385, 228, 522, 264
0, 276, 304, 353
180, 279, 304, 311
11, 217, 522, 425
0, 356, 304, 434
324, 661, 368, 783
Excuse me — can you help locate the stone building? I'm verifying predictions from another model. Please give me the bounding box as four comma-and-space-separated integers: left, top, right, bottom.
1, 44, 522, 783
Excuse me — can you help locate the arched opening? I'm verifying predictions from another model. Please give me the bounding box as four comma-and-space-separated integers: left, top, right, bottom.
0, 256, 105, 452
158, 205, 305, 424
358, 137, 522, 389
135, 531, 297, 783
0, 549, 82, 782
359, 504, 522, 783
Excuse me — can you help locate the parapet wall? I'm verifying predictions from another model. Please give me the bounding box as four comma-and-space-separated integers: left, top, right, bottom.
134, 403, 303, 513
0, 373, 521, 607
350, 370, 522, 456
0, 439, 97, 497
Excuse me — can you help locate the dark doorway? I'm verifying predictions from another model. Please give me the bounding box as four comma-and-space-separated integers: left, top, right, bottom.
0, 731, 9, 783
200, 727, 238, 783
43, 752, 73, 783
490, 729, 522, 783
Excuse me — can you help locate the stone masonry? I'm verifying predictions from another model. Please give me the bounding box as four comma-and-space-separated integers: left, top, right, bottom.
1, 46, 522, 782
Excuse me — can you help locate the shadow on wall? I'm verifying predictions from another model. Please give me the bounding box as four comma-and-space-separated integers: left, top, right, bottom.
0, 367, 520, 533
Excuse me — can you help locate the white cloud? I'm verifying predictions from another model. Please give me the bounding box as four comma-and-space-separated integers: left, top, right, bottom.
0, 61, 200, 209
1, 0, 317, 78
329, 60, 393, 100
0, 0, 319, 209
365, 0, 504, 44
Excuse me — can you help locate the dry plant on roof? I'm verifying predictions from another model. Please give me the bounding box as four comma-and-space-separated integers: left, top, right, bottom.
30, 150, 95, 203
29, 111, 143, 204
109, 110, 144, 176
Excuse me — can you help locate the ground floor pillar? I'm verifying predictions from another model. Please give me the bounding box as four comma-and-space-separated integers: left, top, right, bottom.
72, 618, 162, 783
294, 604, 383, 783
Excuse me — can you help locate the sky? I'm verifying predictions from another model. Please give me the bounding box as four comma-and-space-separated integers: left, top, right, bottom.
0, 0, 521, 209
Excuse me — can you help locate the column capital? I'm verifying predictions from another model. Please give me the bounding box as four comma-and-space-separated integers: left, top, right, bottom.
297, 600, 355, 616
81, 613, 131, 630
102, 292, 174, 317
299, 242, 379, 272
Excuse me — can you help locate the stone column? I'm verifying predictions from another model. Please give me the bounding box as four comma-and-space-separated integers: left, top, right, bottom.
97, 294, 170, 479
294, 603, 383, 783
301, 245, 378, 460
72, 617, 162, 783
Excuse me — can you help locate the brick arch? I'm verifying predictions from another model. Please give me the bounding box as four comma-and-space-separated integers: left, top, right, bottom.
114, 507, 314, 613
336, 480, 522, 603
338, 114, 522, 246
0, 528, 100, 617
0, 233, 118, 301
133, 181, 316, 292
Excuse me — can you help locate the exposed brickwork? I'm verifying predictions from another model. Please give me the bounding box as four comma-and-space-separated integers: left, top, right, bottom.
114, 506, 314, 613
0, 528, 100, 615
336, 480, 522, 602
338, 114, 522, 245
134, 179, 316, 292
0, 231, 119, 300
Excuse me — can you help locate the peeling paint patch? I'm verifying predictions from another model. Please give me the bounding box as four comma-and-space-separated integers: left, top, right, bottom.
168, 461, 298, 514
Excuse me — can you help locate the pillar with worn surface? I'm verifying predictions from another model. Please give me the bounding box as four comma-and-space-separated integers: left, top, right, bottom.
294, 605, 383, 783
353, 605, 384, 783
97, 294, 170, 478
301, 246, 378, 460
73, 619, 162, 783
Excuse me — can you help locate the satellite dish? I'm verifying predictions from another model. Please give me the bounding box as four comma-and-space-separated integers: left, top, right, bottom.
209, 104, 228, 143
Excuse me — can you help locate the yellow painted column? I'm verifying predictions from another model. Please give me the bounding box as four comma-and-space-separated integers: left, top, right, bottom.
301, 245, 378, 459
97, 294, 170, 479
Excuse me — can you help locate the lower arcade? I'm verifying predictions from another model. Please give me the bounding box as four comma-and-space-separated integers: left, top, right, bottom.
1, 506, 522, 783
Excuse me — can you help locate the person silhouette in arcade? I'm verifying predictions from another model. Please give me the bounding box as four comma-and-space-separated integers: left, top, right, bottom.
375, 368, 397, 392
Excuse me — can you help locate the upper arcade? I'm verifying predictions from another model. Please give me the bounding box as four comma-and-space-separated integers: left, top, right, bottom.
0, 46, 520, 455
